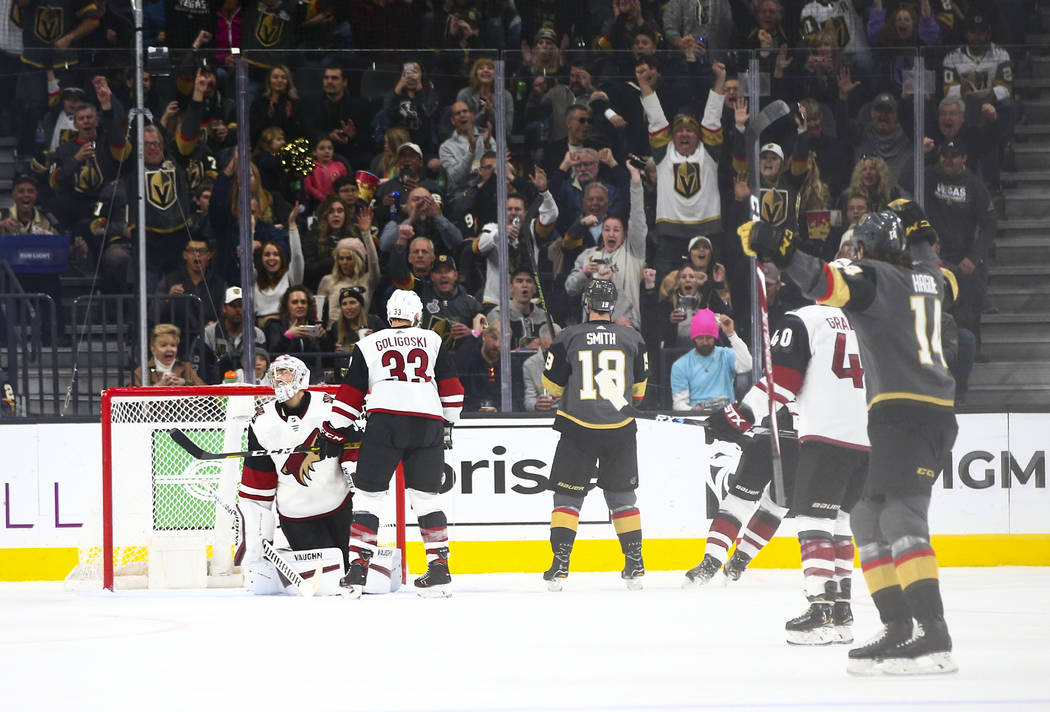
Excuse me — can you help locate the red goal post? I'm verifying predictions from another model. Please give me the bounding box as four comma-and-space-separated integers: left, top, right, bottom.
71, 385, 406, 591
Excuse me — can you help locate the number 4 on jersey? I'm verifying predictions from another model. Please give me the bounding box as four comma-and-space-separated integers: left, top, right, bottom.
831, 332, 864, 388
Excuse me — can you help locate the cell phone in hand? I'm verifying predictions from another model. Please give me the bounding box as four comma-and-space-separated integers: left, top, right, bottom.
301, 324, 321, 337
628, 156, 648, 171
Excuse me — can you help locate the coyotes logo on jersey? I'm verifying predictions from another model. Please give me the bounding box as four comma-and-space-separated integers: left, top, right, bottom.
281, 428, 323, 486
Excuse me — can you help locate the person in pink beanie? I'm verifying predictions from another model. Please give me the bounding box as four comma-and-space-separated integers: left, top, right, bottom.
669, 308, 752, 409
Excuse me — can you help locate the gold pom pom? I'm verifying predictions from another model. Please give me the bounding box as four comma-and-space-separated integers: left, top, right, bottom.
277, 138, 314, 178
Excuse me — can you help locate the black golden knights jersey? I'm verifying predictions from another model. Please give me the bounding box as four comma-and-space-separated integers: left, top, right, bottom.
788, 244, 955, 413
242, 0, 297, 68
13, 0, 99, 68
542, 319, 648, 432
240, 391, 352, 520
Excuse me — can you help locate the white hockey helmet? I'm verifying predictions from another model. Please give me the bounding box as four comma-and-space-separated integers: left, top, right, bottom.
387, 289, 423, 326
268, 354, 310, 403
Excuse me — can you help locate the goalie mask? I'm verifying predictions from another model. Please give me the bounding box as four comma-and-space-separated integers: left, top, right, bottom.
387, 289, 423, 326
268, 355, 310, 403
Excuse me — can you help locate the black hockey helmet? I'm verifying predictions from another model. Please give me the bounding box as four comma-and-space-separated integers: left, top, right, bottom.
851, 209, 906, 256
583, 279, 617, 313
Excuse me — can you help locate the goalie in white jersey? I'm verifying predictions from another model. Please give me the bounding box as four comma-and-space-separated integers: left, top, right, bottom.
320, 289, 465, 598
688, 303, 869, 645
236, 355, 356, 594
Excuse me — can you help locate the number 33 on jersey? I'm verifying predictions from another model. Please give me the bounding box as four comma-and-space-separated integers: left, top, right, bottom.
331, 329, 463, 424
541, 321, 649, 430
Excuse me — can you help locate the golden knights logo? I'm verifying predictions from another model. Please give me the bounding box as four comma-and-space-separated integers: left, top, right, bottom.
256, 10, 286, 48
673, 162, 700, 198
75, 158, 103, 194
186, 158, 204, 191
760, 187, 789, 225
34, 6, 64, 44
147, 161, 178, 210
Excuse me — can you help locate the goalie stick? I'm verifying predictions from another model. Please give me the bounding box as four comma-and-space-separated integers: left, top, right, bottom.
195, 483, 324, 597
169, 427, 355, 461
745, 99, 792, 507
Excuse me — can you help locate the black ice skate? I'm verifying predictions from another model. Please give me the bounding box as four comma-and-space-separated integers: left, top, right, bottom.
846, 619, 913, 675
621, 548, 644, 591
414, 548, 452, 598
340, 551, 372, 600
833, 579, 853, 643
832, 601, 854, 644
785, 602, 834, 645
542, 543, 572, 592
682, 554, 721, 588
880, 618, 958, 675
722, 550, 752, 582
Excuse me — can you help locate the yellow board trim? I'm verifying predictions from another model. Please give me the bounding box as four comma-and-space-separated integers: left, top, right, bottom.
6, 535, 1049, 580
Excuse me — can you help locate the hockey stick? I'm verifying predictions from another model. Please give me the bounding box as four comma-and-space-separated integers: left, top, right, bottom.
592, 369, 795, 437
745, 99, 792, 507
262, 540, 323, 598
169, 427, 355, 461
200, 484, 323, 597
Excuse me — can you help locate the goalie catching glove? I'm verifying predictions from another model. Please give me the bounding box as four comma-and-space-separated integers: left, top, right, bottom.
705, 402, 754, 445
738, 221, 798, 269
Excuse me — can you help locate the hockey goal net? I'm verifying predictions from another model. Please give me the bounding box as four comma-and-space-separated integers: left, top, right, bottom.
67, 385, 406, 591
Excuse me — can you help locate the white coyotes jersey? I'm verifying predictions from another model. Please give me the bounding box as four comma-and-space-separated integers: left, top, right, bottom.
242, 392, 351, 520
356, 327, 449, 419
743, 304, 868, 449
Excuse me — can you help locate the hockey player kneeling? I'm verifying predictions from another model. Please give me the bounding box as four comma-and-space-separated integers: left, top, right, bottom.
236, 355, 401, 595
319, 290, 464, 599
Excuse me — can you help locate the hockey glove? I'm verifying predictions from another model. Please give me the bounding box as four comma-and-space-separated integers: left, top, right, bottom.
318, 421, 351, 459
705, 402, 754, 445
738, 221, 798, 269
888, 198, 937, 245
443, 420, 454, 450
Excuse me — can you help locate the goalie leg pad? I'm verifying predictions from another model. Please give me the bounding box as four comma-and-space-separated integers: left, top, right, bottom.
245, 559, 285, 595
235, 498, 275, 566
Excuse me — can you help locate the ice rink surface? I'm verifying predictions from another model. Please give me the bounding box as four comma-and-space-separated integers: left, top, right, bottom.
1, 567, 1048, 712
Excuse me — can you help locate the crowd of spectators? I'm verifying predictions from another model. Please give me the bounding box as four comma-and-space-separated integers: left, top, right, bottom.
0, 0, 1032, 408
